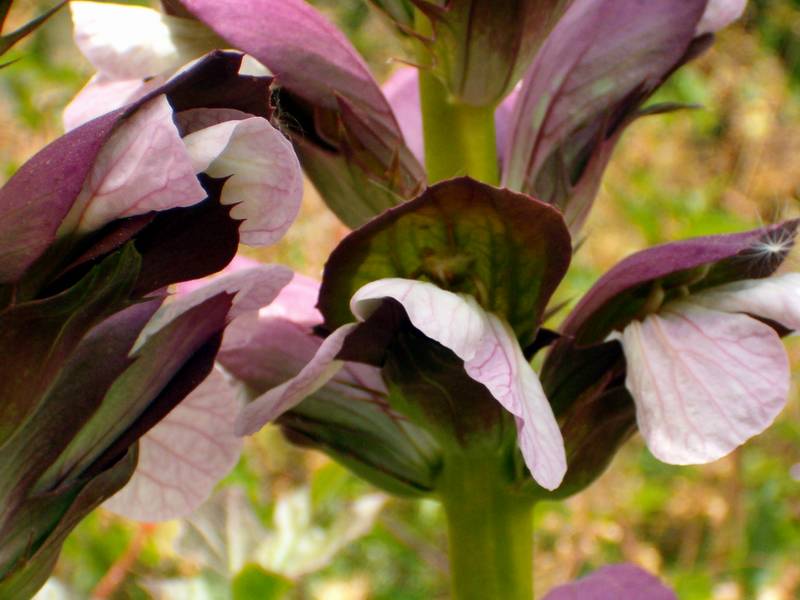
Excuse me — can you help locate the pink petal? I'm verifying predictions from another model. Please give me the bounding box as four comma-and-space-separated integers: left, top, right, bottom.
234, 323, 358, 435
219, 274, 386, 414
543, 563, 676, 600
136, 264, 293, 352
218, 272, 324, 379
63, 74, 165, 132
696, 0, 747, 35
621, 303, 789, 464
352, 278, 566, 490
70, 1, 216, 79
174, 255, 263, 296
219, 278, 385, 401
104, 366, 243, 521
181, 117, 304, 246
465, 313, 566, 490
690, 273, 800, 331
382, 67, 425, 164
351, 279, 486, 361
256, 272, 323, 327
63, 94, 208, 235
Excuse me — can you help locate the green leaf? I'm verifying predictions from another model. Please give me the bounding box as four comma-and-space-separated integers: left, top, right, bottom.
319, 177, 571, 345
232, 565, 293, 600
0, 1, 66, 57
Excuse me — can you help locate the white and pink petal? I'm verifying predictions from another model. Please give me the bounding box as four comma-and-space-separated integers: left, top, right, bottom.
63, 74, 166, 132
696, 0, 747, 36
104, 366, 244, 521
351, 278, 486, 362
136, 264, 293, 352
181, 117, 304, 246
352, 278, 566, 490
70, 1, 217, 80
465, 313, 566, 490
620, 302, 789, 465
62, 94, 207, 235
689, 273, 800, 331
234, 323, 358, 435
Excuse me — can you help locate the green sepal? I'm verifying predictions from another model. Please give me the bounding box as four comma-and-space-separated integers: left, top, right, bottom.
0, 447, 136, 597
319, 177, 571, 347
281, 387, 442, 497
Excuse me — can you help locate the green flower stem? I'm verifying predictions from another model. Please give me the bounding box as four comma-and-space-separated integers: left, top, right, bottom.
414, 9, 499, 185
439, 454, 535, 600
418, 70, 500, 185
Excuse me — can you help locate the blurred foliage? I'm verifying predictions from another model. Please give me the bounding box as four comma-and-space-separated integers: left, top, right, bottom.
2, 1, 799, 599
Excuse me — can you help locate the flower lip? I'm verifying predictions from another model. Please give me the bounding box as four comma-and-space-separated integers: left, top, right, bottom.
619, 300, 790, 465
238, 277, 567, 491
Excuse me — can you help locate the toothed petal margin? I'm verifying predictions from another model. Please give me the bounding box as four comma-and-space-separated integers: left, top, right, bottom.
182, 117, 304, 246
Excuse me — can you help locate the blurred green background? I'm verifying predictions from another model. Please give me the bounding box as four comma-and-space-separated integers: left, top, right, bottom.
2, 1, 800, 598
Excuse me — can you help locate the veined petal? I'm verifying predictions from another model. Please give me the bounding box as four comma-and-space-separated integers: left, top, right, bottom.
135, 264, 293, 352
104, 366, 243, 521
351, 279, 486, 361
234, 323, 358, 435
689, 273, 800, 331
620, 303, 789, 465
70, 1, 216, 80
352, 278, 566, 490
63, 74, 165, 132
181, 117, 303, 246
696, 0, 747, 35
465, 313, 566, 490
63, 94, 207, 235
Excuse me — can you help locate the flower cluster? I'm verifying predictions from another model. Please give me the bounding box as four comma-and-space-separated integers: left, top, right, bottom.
1, 0, 790, 596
